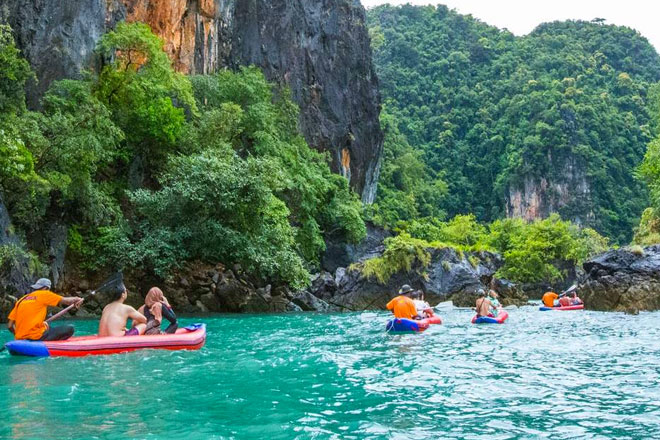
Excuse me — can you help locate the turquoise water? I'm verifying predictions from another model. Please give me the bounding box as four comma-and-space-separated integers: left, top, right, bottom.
1, 306, 659, 439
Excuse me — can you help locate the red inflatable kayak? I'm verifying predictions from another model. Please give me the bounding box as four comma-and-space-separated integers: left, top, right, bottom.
386, 313, 442, 333
471, 309, 509, 324
5, 324, 206, 357
539, 304, 584, 311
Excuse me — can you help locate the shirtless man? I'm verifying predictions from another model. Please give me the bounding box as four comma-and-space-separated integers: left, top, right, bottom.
475, 289, 492, 317
98, 284, 147, 337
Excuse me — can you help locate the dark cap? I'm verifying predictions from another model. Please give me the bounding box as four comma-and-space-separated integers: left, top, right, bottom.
399, 285, 414, 295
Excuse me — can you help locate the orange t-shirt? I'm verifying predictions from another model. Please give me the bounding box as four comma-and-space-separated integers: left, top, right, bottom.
386, 295, 418, 319
8, 290, 62, 340
542, 292, 558, 308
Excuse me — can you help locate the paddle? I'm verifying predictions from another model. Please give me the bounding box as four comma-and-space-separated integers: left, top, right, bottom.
559, 284, 577, 297
45, 272, 123, 323
434, 300, 453, 310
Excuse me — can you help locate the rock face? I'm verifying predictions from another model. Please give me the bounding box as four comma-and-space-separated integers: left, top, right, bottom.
0, 0, 115, 108
309, 246, 528, 310
0, 196, 36, 318
507, 157, 591, 224
1, 0, 382, 200
579, 245, 660, 312
230, 0, 382, 202
321, 222, 390, 273
54, 262, 313, 320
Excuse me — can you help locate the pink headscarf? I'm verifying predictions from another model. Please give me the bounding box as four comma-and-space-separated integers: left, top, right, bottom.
143, 287, 165, 323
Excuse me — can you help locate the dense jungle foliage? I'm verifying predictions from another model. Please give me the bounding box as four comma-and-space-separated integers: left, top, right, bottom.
636, 83, 660, 244
3, 12, 659, 290
367, 5, 660, 243
0, 23, 365, 289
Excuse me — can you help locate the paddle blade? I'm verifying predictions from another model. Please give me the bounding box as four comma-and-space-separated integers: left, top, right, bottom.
93, 272, 124, 295
435, 300, 453, 309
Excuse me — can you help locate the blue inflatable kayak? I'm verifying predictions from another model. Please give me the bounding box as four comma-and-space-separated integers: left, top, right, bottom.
471, 310, 509, 324
386, 318, 430, 333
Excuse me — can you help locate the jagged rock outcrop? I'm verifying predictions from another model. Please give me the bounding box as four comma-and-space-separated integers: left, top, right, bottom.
321, 222, 390, 273
1, 0, 382, 200
579, 245, 660, 312
309, 247, 528, 310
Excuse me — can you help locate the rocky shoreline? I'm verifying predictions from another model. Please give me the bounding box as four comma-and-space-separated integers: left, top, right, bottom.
3, 223, 660, 320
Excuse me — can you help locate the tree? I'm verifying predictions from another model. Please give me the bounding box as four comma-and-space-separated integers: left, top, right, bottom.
94, 22, 196, 173
0, 25, 33, 115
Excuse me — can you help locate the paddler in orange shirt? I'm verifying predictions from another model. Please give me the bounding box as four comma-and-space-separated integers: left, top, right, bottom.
7, 278, 83, 341
542, 291, 559, 308
386, 285, 422, 320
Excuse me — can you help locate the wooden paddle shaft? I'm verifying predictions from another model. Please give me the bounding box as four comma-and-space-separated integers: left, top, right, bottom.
45, 303, 77, 323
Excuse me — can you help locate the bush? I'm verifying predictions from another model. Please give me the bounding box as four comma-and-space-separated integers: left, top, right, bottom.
128, 151, 309, 287
493, 215, 609, 283
633, 208, 660, 245
360, 213, 609, 284
397, 214, 491, 251
359, 233, 431, 284
0, 25, 33, 114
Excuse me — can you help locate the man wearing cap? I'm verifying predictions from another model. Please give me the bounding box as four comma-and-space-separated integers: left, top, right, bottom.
386, 285, 421, 320
7, 278, 83, 341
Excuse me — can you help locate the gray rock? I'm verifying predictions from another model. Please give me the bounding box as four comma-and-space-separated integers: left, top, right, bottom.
0, 195, 35, 312
322, 223, 390, 273
0, 0, 116, 108
46, 222, 68, 287
291, 290, 334, 312
308, 271, 337, 301
285, 301, 303, 313
195, 300, 209, 313
580, 245, 660, 311
323, 247, 504, 310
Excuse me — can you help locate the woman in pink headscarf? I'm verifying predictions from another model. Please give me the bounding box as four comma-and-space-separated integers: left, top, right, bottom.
138, 287, 178, 335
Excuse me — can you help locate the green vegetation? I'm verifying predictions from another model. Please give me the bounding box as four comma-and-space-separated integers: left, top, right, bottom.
0, 23, 365, 288
488, 215, 609, 282
368, 5, 659, 242
368, 109, 447, 226
359, 233, 431, 284
0, 15, 645, 291
357, 214, 608, 284
637, 84, 660, 245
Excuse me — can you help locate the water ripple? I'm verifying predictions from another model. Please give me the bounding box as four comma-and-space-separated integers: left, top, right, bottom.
1, 308, 659, 439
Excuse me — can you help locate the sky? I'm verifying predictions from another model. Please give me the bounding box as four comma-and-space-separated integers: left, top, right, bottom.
361, 0, 660, 52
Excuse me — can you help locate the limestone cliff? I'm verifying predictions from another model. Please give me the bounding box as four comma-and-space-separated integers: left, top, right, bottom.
1, 0, 382, 201
507, 155, 593, 225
